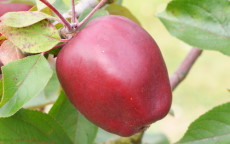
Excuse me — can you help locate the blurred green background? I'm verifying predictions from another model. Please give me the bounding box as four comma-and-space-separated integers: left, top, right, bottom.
122, 0, 230, 143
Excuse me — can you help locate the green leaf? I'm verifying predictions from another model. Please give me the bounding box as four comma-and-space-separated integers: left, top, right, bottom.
24, 56, 60, 109
95, 128, 119, 143
48, 46, 62, 55
177, 102, 230, 144
44, 71, 60, 100
0, 55, 52, 117
0, 11, 54, 28
158, 0, 230, 55
105, 4, 141, 25
0, 35, 5, 41
49, 91, 98, 144
52, 0, 71, 14
0, 109, 73, 144
36, 0, 56, 10
0, 20, 60, 53
114, 0, 123, 5
78, 8, 108, 30
5, 0, 35, 5
0, 80, 2, 100
23, 70, 59, 109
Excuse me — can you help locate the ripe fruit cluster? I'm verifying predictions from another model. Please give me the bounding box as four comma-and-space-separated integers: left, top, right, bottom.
56, 15, 172, 136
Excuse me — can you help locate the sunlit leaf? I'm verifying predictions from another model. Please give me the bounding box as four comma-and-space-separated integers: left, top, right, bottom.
24, 56, 60, 109
78, 8, 108, 30
49, 91, 98, 144
115, 0, 122, 5
177, 102, 230, 144
36, 0, 56, 10
52, 0, 71, 14
0, 109, 73, 144
158, 0, 230, 55
0, 54, 52, 117
105, 4, 141, 25
1, 11, 54, 28
5, 0, 35, 5
95, 128, 119, 143
0, 20, 60, 53
0, 80, 2, 100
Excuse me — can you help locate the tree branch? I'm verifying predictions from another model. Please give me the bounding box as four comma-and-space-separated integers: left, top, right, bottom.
170, 48, 203, 90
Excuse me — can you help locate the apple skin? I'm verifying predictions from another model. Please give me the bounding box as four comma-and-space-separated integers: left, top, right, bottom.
0, 3, 32, 17
56, 15, 172, 136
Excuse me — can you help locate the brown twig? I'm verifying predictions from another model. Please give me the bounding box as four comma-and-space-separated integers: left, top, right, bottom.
170, 48, 203, 90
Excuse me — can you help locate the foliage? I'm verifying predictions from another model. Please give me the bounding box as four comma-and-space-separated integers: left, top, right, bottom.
177, 102, 230, 144
158, 0, 230, 55
49, 91, 98, 144
0, 55, 52, 117
0, 109, 73, 144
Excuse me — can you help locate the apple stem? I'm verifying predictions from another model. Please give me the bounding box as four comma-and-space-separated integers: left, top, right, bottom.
40, 0, 73, 32
77, 0, 107, 29
71, 0, 78, 24
170, 48, 203, 90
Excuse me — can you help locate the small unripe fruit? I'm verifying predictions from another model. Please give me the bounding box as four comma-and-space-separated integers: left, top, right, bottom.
56, 15, 172, 136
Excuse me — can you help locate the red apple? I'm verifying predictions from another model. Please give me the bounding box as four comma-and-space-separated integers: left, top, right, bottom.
0, 2, 32, 17
56, 15, 172, 136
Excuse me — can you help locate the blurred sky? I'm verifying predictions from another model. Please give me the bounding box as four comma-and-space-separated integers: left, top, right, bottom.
123, 0, 230, 143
